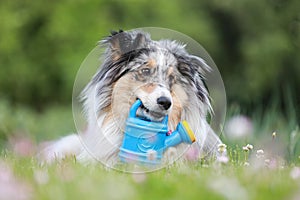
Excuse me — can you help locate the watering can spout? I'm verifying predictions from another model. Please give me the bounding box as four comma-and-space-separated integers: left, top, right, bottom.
164, 121, 196, 149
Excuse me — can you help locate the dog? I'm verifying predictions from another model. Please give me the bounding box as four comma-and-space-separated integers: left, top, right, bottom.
41, 30, 223, 167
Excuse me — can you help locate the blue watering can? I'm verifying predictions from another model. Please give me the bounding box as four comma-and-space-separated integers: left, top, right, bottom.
119, 99, 196, 165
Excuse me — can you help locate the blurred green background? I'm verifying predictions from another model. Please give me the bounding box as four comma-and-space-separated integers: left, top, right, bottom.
0, 0, 299, 145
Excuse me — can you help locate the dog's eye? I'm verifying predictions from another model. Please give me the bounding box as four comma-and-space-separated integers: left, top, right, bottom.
141, 68, 151, 76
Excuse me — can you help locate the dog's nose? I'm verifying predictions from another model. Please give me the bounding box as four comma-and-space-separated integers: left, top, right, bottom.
157, 96, 172, 110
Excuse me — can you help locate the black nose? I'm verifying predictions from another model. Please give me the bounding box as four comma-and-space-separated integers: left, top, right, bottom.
157, 96, 172, 110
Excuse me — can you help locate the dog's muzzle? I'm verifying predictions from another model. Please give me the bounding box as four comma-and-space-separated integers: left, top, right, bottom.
157, 96, 172, 110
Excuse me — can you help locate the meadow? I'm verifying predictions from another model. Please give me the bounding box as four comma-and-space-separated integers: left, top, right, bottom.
0, 99, 299, 200
1, 1, 299, 199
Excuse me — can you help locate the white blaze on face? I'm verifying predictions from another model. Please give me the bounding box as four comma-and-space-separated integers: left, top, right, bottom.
133, 49, 179, 121
136, 83, 172, 113
157, 50, 166, 82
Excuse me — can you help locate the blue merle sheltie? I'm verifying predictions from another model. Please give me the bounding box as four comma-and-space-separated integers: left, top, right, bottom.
41, 30, 223, 167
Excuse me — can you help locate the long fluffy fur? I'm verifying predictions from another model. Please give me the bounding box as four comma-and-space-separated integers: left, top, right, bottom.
40, 30, 222, 166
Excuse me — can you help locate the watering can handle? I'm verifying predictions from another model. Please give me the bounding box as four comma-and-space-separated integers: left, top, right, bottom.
129, 99, 142, 118
129, 99, 169, 122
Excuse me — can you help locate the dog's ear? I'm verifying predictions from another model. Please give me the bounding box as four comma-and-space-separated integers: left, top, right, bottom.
103, 30, 149, 61
176, 54, 211, 106
89, 31, 151, 110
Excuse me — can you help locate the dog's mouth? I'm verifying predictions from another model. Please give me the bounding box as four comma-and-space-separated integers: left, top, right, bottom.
137, 101, 167, 122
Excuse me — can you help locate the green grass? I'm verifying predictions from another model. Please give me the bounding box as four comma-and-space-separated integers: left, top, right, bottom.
1, 152, 299, 200
0, 99, 300, 200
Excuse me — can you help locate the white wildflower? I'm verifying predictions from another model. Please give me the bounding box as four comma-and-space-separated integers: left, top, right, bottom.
242, 146, 249, 152
243, 144, 253, 152
256, 149, 264, 154
256, 149, 264, 158
264, 159, 270, 165
217, 143, 227, 154
246, 144, 253, 150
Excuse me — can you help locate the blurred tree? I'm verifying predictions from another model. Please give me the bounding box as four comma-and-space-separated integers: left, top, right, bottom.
0, 0, 299, 116
211, 0, 299, 116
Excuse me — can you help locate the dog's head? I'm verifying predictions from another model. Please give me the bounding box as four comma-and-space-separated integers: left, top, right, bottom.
84, 30, 212, 128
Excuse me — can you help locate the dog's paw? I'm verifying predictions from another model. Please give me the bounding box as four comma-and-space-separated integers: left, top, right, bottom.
37, 134, 82, 164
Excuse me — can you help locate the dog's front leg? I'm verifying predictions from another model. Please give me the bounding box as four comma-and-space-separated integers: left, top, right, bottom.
38, 134, 82, 164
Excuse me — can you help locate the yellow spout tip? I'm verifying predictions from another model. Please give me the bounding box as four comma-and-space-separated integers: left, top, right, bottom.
182, 120, 196, 143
